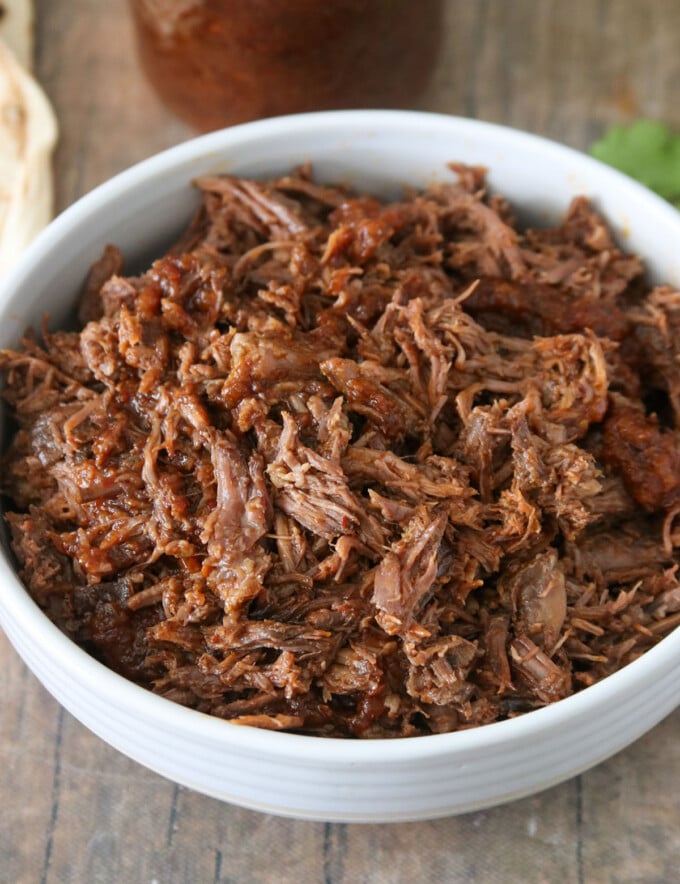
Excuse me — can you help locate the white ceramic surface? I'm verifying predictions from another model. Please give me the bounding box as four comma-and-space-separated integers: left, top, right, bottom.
1, 111, 679, 822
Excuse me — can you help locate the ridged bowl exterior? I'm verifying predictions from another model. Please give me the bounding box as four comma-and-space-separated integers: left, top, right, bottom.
1, 111, 679, 822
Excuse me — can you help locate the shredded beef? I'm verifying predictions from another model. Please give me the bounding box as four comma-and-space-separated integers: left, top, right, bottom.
2, 164, 679, 738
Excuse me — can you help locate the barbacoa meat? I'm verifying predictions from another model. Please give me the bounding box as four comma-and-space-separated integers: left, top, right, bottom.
2, 164, 680, 737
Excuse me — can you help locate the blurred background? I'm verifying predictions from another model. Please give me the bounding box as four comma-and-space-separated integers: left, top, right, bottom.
1, 1, 679, 881
37, 0, 680, 212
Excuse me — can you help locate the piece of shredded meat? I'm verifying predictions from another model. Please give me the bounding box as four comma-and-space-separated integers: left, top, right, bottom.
2, 164, 679, 738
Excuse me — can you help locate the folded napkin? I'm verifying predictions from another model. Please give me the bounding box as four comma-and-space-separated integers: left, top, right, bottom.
0, 0, 57, 277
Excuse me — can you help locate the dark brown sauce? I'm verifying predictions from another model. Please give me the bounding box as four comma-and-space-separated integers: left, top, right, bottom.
130, 0, 444, 131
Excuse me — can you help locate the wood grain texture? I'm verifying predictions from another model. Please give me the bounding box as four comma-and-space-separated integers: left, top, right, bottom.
1, 1, 679, 881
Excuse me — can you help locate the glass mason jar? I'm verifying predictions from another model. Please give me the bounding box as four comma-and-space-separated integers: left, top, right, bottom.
129, 0, 444, 131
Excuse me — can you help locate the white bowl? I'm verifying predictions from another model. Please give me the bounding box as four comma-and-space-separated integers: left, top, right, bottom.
1, 111, 679, 823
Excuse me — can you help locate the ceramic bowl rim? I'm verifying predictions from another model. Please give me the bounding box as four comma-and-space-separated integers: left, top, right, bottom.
1, 109, 678, 766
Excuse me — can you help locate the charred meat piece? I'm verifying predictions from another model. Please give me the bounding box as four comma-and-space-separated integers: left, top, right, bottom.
603, 399, 680, 510
464, 276, 630, 340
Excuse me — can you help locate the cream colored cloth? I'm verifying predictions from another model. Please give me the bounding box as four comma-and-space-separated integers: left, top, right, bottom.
0, 1, 57, 277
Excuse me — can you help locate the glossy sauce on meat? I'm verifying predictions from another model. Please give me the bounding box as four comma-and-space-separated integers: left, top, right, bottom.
2, 165, 680, 738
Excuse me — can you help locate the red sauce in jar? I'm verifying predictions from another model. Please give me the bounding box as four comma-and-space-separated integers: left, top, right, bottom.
129, 0, 444, 131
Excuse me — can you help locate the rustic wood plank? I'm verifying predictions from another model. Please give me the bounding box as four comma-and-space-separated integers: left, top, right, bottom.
341, 782, 582, 884
0, 1, 678, 881
581, 709, 680, 884
164, 794, 326, 884
428, 0, 680, 149
35, 0, 191, 212
0, 631, 61, 884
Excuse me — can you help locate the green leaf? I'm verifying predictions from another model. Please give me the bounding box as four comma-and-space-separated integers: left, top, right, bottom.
590, 119, 680, 205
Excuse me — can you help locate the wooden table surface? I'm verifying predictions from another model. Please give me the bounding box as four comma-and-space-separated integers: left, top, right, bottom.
2, 1, 680, 881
